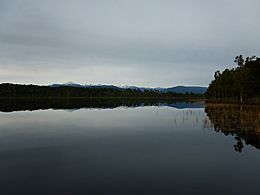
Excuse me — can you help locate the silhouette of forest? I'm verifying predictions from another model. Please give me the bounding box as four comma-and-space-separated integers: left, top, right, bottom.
205, 104, 260, 152
206, 55, 260, 104
0, 83, 203, 99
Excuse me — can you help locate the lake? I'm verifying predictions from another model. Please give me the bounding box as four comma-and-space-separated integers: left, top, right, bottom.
0, 100, 260, 195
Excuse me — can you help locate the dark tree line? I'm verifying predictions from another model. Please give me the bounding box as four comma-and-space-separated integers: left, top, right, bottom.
206, 55, 260, 103
0, 83, 202, 99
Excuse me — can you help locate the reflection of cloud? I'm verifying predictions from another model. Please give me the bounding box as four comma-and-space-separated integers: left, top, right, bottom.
169, 109, 205, 127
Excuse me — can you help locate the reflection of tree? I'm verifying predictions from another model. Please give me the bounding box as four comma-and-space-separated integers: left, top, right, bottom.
0, 98, 200, 112
205, 104, 260, 152
234, 136, 243, 153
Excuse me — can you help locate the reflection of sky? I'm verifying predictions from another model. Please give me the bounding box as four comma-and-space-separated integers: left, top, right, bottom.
0, 107, 206, 131
0, 107, 260, 194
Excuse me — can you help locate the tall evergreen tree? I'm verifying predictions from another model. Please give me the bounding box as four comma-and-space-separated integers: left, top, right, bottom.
206, 55, 260, 103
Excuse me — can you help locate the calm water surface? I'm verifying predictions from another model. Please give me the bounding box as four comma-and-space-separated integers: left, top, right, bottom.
0, 102, 259, 195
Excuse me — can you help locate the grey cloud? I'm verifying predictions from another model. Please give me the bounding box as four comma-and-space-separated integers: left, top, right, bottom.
0, 0, 260, 86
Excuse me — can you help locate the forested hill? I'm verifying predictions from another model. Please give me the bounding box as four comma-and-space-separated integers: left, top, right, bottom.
0, 83, 203, 99
206, 55, 260, 104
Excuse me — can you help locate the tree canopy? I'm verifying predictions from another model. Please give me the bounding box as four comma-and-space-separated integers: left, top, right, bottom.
206, 55, 260, 103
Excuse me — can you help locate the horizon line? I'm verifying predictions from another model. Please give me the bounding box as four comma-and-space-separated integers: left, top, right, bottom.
0, 82, 208, 88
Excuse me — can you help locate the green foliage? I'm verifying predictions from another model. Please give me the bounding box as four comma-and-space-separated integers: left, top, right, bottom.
206, 55, 260, 103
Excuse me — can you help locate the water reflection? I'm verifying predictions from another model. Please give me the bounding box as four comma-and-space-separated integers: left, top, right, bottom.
205, 104, 260, 152
0, 101, 260, 194
0, 98, 204, 112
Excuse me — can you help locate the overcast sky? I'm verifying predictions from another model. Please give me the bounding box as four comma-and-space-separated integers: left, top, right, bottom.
0, 0, 259, 87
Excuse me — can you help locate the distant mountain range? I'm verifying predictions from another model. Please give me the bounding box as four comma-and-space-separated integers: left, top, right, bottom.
50, 82, 207, 94
50, 82, 121, 89
165, 86, 207, 94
